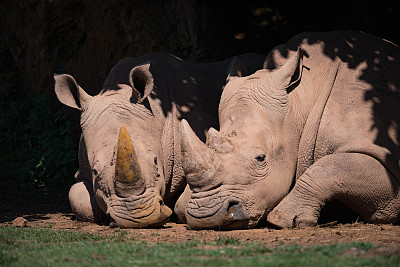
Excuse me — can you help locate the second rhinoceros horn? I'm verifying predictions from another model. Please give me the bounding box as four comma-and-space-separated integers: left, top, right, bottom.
180, 119, 219, 182
206, 127, 233, 154
114, 125, 145, 194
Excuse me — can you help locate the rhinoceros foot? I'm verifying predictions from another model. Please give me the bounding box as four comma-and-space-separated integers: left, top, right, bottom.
69, 180, 97, 222
266, 197, 319, 229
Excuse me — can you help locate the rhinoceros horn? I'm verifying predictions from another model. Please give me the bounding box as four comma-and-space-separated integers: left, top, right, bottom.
180, 119, 219, 185
114, 125, 145, 195
206, 127, 233, 154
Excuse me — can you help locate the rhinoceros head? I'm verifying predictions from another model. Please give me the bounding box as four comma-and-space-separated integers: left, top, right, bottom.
180, 49, 304, 229
54, 64, 171, 227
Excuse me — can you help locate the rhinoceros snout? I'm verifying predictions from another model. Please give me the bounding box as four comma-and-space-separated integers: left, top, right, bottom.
187, 198, 250, 229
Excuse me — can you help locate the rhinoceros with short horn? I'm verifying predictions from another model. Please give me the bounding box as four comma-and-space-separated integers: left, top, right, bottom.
177, 31, 400, 229
54, 52, 265, 228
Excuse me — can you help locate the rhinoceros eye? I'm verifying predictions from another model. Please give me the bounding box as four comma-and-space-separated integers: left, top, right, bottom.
255, 154, 266, 162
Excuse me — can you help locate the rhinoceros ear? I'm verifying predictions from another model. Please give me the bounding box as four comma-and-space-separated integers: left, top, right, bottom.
271, 47, 304, 89
129, 63, 154, 102
226, 56, 248, 83
54, 74, 92, 111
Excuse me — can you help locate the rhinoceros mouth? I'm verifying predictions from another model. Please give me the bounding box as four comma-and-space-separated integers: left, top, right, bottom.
105, 188, 172, 228
186, 187, 250, 229
186, 187, 229, 218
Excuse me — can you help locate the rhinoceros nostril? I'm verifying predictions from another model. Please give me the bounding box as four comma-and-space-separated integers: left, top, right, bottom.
218, 201, 250, 229
227, 201, 247, 221
227, 201, 238, 215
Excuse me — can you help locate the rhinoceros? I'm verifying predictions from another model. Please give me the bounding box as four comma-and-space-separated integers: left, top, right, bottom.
54, 52, 265, 228
177, 31, 400, 229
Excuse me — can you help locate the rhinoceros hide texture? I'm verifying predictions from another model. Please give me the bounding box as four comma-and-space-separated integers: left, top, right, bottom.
178, 30, 400, 229
54, 52, 265, 227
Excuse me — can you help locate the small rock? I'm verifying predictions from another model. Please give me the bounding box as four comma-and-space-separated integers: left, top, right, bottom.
12, 217, 28, 227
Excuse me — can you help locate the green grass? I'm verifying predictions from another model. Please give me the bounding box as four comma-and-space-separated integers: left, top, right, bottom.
1, 226, 399, 267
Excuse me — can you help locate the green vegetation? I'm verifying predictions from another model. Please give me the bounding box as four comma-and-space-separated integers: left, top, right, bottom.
1, 226, 399, 267
0, 38, 78, 196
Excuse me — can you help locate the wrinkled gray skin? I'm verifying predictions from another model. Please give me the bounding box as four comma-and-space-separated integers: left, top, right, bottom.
54, 52, 265, 228
177, 31, 400, 229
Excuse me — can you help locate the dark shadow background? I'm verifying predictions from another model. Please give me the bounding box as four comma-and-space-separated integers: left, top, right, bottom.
0, 0, 399, 223
1, 0, 399, 96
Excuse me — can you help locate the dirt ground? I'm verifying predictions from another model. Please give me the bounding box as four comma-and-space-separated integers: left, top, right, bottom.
2, 210, 400, 250
0, 181, 399, 251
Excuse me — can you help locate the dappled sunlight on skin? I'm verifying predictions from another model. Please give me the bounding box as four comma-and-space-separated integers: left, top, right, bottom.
263, 31, 400, 227
265, 30, 400, 184
181, 31, 400, 230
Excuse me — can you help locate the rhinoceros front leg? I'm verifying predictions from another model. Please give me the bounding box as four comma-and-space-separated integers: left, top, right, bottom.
174, 185, 192, 223
69, 174, 107, 224
267, 153, 400, 228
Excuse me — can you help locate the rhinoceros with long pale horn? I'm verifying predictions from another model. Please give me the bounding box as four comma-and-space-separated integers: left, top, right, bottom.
177, 31, 400, 229
54, 52, 265, 228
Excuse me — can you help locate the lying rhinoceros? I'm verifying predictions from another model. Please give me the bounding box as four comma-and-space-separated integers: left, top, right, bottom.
54, 52, 265, 228
177, 31, 400, 229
